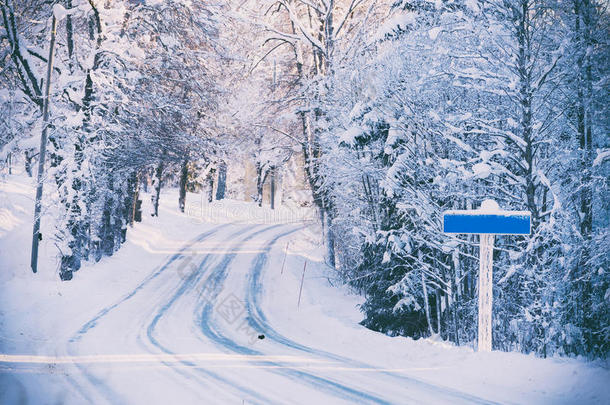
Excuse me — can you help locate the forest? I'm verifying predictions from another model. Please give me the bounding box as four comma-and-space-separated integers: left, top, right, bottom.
1, 0, 608, 361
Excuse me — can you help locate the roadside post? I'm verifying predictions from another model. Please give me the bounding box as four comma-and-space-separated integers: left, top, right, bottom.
443, 200, 530, 352
297, 260, 307, 308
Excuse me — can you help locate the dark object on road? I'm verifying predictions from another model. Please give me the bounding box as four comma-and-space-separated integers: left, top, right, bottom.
38, 233, 42, 241
258, 334, 265, 340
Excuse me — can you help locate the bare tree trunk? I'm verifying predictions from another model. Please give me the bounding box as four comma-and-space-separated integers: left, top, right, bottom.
129, 172, 140, 226
215, 162, 226, 200
142, 170, 149, 193
324, 210, 335, 267
100, 174, 115, 257
151, 161, 163, 217
31, 15, 58, 274
421, 270, 434, 336
436, 289, 442, 336
178, 159, 188, 213
452, 279, 460, 345
24, 150, 33, 177
451, 251, 460, 344
574, 0, 594, 237
255, 163, 265, 207
516, 1, 538, 229
270, 166, 276, 209
207, 167, 215, 203
64, 0, 74, 64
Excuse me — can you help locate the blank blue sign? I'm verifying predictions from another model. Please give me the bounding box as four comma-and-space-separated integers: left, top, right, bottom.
443, 211, 531, 235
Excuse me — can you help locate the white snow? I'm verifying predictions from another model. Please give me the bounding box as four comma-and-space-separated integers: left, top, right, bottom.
52, 4, 68, 21
464, 0, 480, 13
338, 126, 362, 146
1, 171, 608, 404
373, 12, 418, 41
428, 27, 442, 40
593, 148, 610, 166
479, 199, 499, 212
444, 200, 529, 217
472, 162, 492, 178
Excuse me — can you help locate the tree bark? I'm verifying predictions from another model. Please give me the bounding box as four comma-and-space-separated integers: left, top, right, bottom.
100, 174, 115, 257
31, 15, 58, 274
421, 270, 434, 336
255, 163, 265, 207
178, 158, 188, 213
436, 289, 442, 336
270, 166, 276, 209
151, 161, 163, 217
574, 0, 594, 237
324, 210, 335, 267
452, 250, 460, 344
207, 167, 215, 203
129, 172, 139, 227
215, 162, 226, 200
24, 150, 33, 177
516, 0, 539, 229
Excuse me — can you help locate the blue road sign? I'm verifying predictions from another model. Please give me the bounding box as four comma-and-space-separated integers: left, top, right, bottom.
443, 211, 531, 235
443, 200, 531, 352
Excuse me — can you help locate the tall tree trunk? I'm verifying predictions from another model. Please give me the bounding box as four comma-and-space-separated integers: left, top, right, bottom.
517, 0, 539, 229
142, 171, 149, 193
436, 289, 442, 336
64, 0, 74, 65
31, 14, 57, 274
207, 167, 215, 203
178, 159, 188, 213
452, 289, 460, 345
452, 249, 460, 344
575, 0, 594, 237
270, 166, 276, 209
255, 163, 264, 207
215, 162, 226, 201
289, 19, 335, 267
324, 210, 335, 267
100, 174, 115, 256
116, 181, 127, 245
151, 161, 163, 217
571, 0, 596, 357
129, 172, 140, 226
421, 270, 434, 336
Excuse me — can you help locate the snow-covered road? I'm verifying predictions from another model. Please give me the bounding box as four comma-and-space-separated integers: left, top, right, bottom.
2, 177, 609, 404
32, 223, 489, 404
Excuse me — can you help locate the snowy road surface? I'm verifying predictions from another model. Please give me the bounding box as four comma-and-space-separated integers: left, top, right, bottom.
1, 179, 609, 404
2, 223, 490, 404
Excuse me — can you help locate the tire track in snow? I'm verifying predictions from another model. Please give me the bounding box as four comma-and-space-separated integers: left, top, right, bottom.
65, 225, 226, 404
244, 228, 497, 405
142, 224, 283, 405
196, 225, 400, 405
71, 225, 226, 342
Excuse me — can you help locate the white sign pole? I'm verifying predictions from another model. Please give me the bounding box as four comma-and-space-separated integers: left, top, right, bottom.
478, 234, 494, 352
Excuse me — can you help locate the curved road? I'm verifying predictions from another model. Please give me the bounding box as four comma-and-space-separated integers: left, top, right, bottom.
19, 223, 496, 404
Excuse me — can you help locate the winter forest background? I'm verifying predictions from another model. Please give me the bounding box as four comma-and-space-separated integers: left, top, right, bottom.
1, 0, 608, 361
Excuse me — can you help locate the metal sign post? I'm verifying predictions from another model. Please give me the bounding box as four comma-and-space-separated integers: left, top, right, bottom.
443, 200, 530, 352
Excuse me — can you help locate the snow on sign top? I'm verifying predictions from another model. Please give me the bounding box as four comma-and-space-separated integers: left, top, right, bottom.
443, 200, 531, 235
